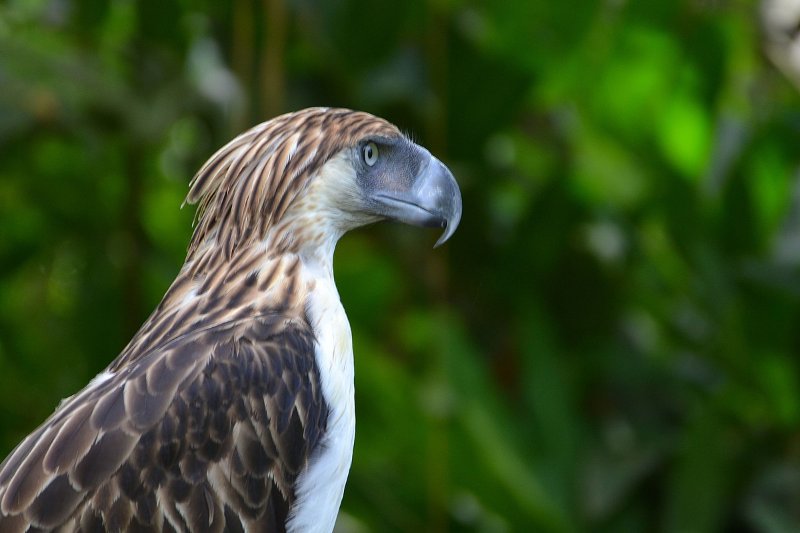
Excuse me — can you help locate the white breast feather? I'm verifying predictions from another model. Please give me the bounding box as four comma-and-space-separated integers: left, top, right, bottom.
287, 272, 355, 533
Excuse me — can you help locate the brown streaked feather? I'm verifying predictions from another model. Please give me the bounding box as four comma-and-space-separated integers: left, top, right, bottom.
0, 314, 327, 532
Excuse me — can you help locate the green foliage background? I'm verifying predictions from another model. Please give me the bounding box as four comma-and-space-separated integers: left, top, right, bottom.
2, 1, 800, 531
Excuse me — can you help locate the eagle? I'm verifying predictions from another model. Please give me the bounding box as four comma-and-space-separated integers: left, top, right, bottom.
0, 107, 461, 532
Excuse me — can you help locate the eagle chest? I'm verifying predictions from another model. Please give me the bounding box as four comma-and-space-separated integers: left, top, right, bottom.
287, 276, 356, 532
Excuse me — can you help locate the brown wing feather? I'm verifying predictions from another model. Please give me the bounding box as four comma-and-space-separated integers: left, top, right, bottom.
0, 314, 328, 532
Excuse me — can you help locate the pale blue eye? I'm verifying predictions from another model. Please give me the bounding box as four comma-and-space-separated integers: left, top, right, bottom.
363, 142, 379, 166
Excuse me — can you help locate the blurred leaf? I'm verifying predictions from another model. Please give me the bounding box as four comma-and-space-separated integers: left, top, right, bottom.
571, 125, 651, 208
748, 143, 793, 241
656, 93, 711, 179
665, 410, 736, 533
757, 354, 800, 428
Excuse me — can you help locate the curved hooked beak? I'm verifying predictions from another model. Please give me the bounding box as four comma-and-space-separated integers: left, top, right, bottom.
371, 155, 462, 247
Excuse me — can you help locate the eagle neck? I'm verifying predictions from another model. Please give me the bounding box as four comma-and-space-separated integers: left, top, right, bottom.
113, 245, 309, 369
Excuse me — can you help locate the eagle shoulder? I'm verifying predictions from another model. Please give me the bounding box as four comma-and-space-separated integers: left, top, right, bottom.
0, 313, 329, 532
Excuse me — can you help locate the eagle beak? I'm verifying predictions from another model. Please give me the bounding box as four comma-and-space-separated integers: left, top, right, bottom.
373, 155, 462, 247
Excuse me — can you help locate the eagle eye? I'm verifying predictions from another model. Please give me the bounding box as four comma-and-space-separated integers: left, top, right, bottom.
363, 142, 379, 166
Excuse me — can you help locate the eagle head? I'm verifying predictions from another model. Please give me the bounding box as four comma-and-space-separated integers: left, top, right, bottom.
344, 129, 462, 247
185, 107, 462, 260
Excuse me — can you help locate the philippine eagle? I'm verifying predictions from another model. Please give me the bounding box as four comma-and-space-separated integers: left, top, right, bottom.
0, 108, 461, 532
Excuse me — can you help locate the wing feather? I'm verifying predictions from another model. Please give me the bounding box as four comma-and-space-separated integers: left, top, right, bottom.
0, 314, 328, 532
